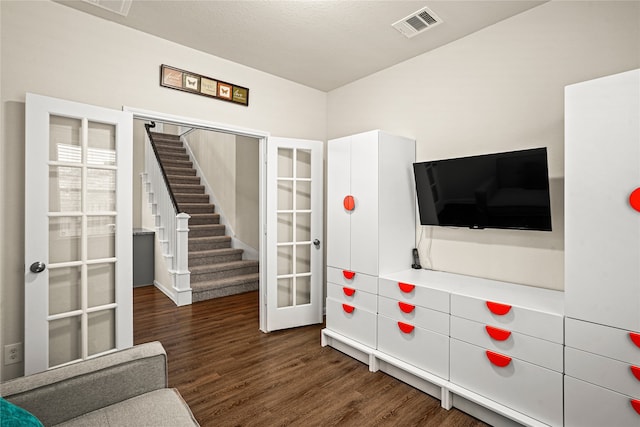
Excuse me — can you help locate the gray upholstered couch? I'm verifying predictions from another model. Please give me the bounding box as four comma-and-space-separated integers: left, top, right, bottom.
0, 341, 199, 426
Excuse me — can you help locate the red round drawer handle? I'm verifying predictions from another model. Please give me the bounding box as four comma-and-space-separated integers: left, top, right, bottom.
398, 302, 415, 314
485, 325, 512, 341
486, 350, 512, 367
486, 301, 512, 316
342, 304, 355, 314
629, 188, 640, 213
631, 366, 640, 382
631, 399, 640, 416
630, 332, 640, 348
398, 282, 415, 293
398, 322, 415, 334
343, 287, 356, 297
343, 195, 355, 211
342, 270, 356, 280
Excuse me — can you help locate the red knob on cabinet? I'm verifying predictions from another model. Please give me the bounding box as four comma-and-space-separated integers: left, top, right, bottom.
630, 332, 640, 348
343, 287, 356, 297
629, 188, 640, 213
342, 270, 355, 280
398, 282, 415, 293
486, 350, 512, 367
398, 322, 415, 334
398, 302, 415, 314
631, 399, 640, 416
485, 325, 512, 341
342, 304, 355, 314
343, 195, 355, 211
631, 366, 640, 382
486, 301, 512, 316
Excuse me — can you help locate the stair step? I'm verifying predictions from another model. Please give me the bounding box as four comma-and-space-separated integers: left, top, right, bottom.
150, 132, 181, 141
161, 159, 193, 169
189, 235, 231, 251
175, 193, 210, 204
180, 203, 215, 214
189, 248, 244, 266
168, 176, 201, 186
189, 224, 226, 237
158, 152, 190, 162
171, 183, 205, 194
165, 167, 196, 177
155, 145, 187, 155
190, 260, 259, 283
191, 273, 260, 302
189, 213, 220, 225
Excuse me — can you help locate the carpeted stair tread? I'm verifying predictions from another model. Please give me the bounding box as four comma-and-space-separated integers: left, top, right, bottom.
189, 224, 226, 237
190, 260, 259, 283
189, 248, 244, 266
175, 193, 210, 204
188, 213, 220, 225
191, 273, 260, 302
170, 183, 205, 194
191, 259, 258, 274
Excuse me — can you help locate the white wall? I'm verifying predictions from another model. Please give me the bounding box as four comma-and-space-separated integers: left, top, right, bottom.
0, 0, 326, 380
328, 0, 640, 291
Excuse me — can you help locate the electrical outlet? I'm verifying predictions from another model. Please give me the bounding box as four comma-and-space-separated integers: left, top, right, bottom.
4, 343, 23, 365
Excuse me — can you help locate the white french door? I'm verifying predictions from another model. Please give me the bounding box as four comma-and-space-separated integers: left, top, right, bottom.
24, 93, 133, 374
265, 137, 323, 331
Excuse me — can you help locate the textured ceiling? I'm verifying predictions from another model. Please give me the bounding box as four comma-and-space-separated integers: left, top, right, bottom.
56, 0, 547, 91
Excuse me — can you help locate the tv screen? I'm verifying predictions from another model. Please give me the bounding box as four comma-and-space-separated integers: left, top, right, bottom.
413, 148, 552, 231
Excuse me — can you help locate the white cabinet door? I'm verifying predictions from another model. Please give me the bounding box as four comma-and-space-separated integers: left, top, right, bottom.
350, 131, 380, 276
326, 137, 351, 270
25, 93, 133, 374
565, 69, 640, 331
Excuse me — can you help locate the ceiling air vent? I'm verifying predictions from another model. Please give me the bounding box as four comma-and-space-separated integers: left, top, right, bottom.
392, 6, 442, 38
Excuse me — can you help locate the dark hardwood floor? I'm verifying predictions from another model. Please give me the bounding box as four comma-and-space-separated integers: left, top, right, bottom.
133, 286, 489, 427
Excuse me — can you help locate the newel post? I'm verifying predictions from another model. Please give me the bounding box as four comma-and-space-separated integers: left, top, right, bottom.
173, 212, 192, 306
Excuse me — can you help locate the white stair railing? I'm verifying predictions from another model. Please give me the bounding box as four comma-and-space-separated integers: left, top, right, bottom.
141, 123, 191, 306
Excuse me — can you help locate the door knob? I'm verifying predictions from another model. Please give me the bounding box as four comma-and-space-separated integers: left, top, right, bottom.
313, 239, 321, 248
29, 262, 46, 273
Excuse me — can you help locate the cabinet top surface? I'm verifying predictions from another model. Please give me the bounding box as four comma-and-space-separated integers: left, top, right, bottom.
381, 269, 564, 315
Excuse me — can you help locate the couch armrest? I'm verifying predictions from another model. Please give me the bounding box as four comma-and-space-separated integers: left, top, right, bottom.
0, 341, 168, 426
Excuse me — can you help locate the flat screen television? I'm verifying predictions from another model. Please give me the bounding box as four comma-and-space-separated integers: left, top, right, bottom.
413, 147, 552, 231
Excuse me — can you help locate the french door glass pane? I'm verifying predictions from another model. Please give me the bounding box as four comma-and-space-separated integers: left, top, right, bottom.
277, 278, 293, 308
277, 180, 293, 210
49, 166, 81, 212
88, 263, 115, 307
278, 148, 293, 177
49, 217, 81, 264
296, 213, 311, 242
88, 309, 115, 356
296, 149, 311, 178
296, 244, 311, 274
87, 121, 116, 166
49, 267, 81, 315
277, 213, 293, 242
296, 181, 311, 210
49, 316, 81, 367
296, 276, 311, 305
50, 116, 81, 163
277, 245, 293, 275
87, 168, 116, 211
87, 216, 115, 260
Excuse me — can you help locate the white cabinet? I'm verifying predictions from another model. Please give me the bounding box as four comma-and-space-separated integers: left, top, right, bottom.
565, 69, 640, 332
564, 69, 640, 427
326, 130, 415, 276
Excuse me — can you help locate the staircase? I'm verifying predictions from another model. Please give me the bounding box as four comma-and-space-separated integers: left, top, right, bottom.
149, 131, 259, 302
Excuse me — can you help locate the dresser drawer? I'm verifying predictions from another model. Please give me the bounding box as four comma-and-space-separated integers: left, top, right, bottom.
378, 277, 449, 313
327, 267, 378, 294
450, 315, 563, 372
327, 282, 377, 312
565, 317, 640, 365
565, 346, 640, 398
450, 339, 563, 427
450, 294, 563, 343
565, 375, 640, 427
326, 297, 376, 348
377, 314, 449, 379
378, 295, 449, 335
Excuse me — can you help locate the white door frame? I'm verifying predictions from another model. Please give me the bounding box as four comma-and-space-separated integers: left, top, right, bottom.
123, 107, 273, 331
